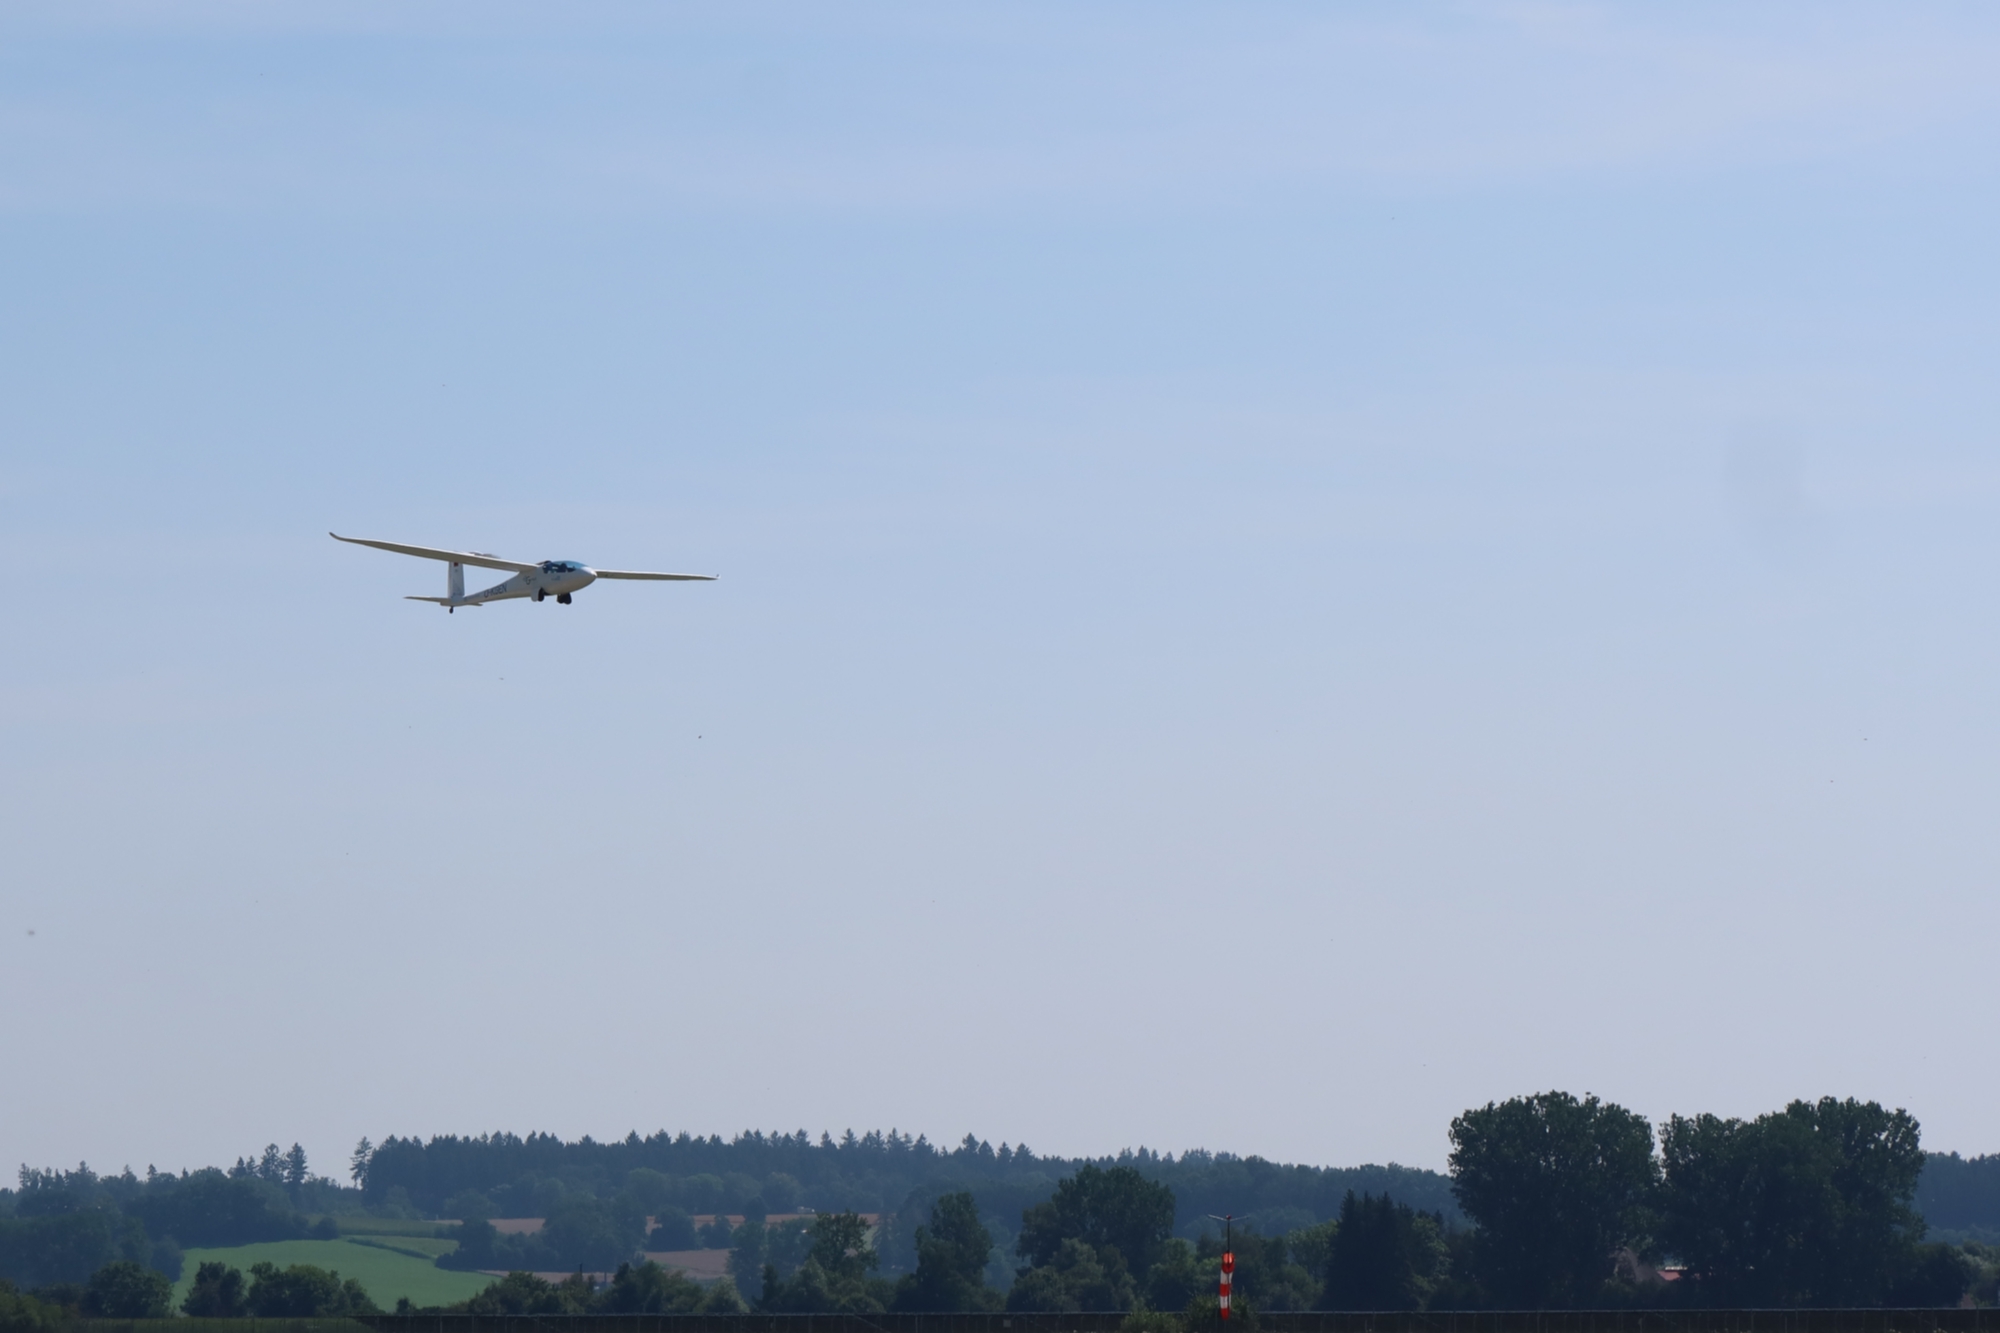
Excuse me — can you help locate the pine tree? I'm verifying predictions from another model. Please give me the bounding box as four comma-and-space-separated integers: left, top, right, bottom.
350, 1138, 374, 1187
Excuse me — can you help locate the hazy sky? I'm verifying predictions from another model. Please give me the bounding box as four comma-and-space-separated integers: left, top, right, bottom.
5, 2, 2000, 1185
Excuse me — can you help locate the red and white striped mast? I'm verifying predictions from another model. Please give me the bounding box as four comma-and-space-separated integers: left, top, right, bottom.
1207, 1214, 1241, 1322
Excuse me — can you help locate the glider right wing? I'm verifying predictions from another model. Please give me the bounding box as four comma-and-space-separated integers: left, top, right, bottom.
592, 569, 718, 581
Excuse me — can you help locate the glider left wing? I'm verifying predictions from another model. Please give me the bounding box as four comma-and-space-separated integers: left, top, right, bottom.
330, 533, 536, 573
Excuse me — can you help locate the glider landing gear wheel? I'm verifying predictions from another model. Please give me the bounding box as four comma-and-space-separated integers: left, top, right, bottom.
533, 590, 545, 602
557, 593, 572, 604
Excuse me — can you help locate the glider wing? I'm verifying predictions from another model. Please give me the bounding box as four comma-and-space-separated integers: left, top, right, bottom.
591, 569, 718, 581
330, 533, 536, 573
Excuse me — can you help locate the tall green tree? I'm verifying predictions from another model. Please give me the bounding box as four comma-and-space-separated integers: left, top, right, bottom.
1659, 1098, 1939, 1306
807, 1212, 882, 1289
728, 1219, 767, 1299
1018, 1164, 1176, 1281
1140, 1238, 1207, 1314
348, 1139, 373, 1188
1321, 1192, 1445, 1310
180, 1262, 247, 1317
1448, 1091, 1658, 1307
893, 1192, 1000, 1311
759, 1211, 890, 1313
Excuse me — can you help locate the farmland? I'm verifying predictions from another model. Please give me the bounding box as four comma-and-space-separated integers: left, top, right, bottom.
168, 1238, 495, 1311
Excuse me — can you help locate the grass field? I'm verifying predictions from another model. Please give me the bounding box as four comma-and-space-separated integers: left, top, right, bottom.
169, 1239, 495, 1311
344, 1235, 459, 1260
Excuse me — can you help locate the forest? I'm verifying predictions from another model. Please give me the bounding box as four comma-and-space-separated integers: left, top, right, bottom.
5, 1093, 2000, 1318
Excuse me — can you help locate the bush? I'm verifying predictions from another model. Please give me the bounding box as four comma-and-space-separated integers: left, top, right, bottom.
646, 1208, 699, 1250
0, 1281, 64, 1333
701, 1277, 748, 1313
597, 1260, 705, 1313
460, 1271, 593, 1316
82, 1261, 171, 1318
1120, 1306, 1185, 1333
245, 1261, 378, 1316
1887, 1243, 1974, 1307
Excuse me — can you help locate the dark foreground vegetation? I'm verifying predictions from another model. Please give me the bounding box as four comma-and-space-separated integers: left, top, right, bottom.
6, 1093, 2000, 1324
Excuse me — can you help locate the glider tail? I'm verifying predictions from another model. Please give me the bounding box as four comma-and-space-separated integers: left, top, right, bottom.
449, 561, 465, 603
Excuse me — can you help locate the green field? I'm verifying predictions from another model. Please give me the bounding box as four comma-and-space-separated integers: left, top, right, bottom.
170, 1239, 496, 1311
344, 1235, 460, 1260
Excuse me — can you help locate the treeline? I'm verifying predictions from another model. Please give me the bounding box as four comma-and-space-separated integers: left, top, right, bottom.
0, 1149, 341, 1289
8, 1097, 2000, 1312
420, 1095, 1997, 1312
358, 1131, 1459, 1242
359, 1125, 2000, 1251
1922, 1155, 2000, 1242
425, 1095, 1989, 1314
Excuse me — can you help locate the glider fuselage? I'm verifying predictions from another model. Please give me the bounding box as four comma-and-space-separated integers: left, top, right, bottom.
455, 560, 596, 606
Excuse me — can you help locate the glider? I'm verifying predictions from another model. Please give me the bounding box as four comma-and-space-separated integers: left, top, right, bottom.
331, 533, 716, 611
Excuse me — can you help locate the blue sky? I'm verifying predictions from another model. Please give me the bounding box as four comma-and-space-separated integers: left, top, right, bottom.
4, 2, 2000, 1181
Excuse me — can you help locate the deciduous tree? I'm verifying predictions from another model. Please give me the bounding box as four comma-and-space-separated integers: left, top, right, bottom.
759, 1212, 891, 1312
1448, 1092, 1658, 1307
180, 1261, 247, 1317
1005, 1237, 1134, 1313
1018, 1165, 1175, 1281
893, 1192, 1000, 1311
82, 1260, 171, 1317
1660, 1098, 1942, 1307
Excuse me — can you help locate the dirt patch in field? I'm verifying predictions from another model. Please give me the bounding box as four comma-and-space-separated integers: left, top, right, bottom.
644, 1250, 733, 1282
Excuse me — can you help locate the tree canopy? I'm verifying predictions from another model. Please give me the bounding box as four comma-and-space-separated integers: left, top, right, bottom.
1448, 1091, 1662, 1306
1659, 1098, 1935, 1306
893, 1191, 1001, 1311
1018, 1164, 1177, 1279
1322, 1192, 1446, 1311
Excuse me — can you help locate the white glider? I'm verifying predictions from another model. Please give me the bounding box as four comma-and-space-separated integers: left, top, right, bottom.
331, 533, 715, 611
